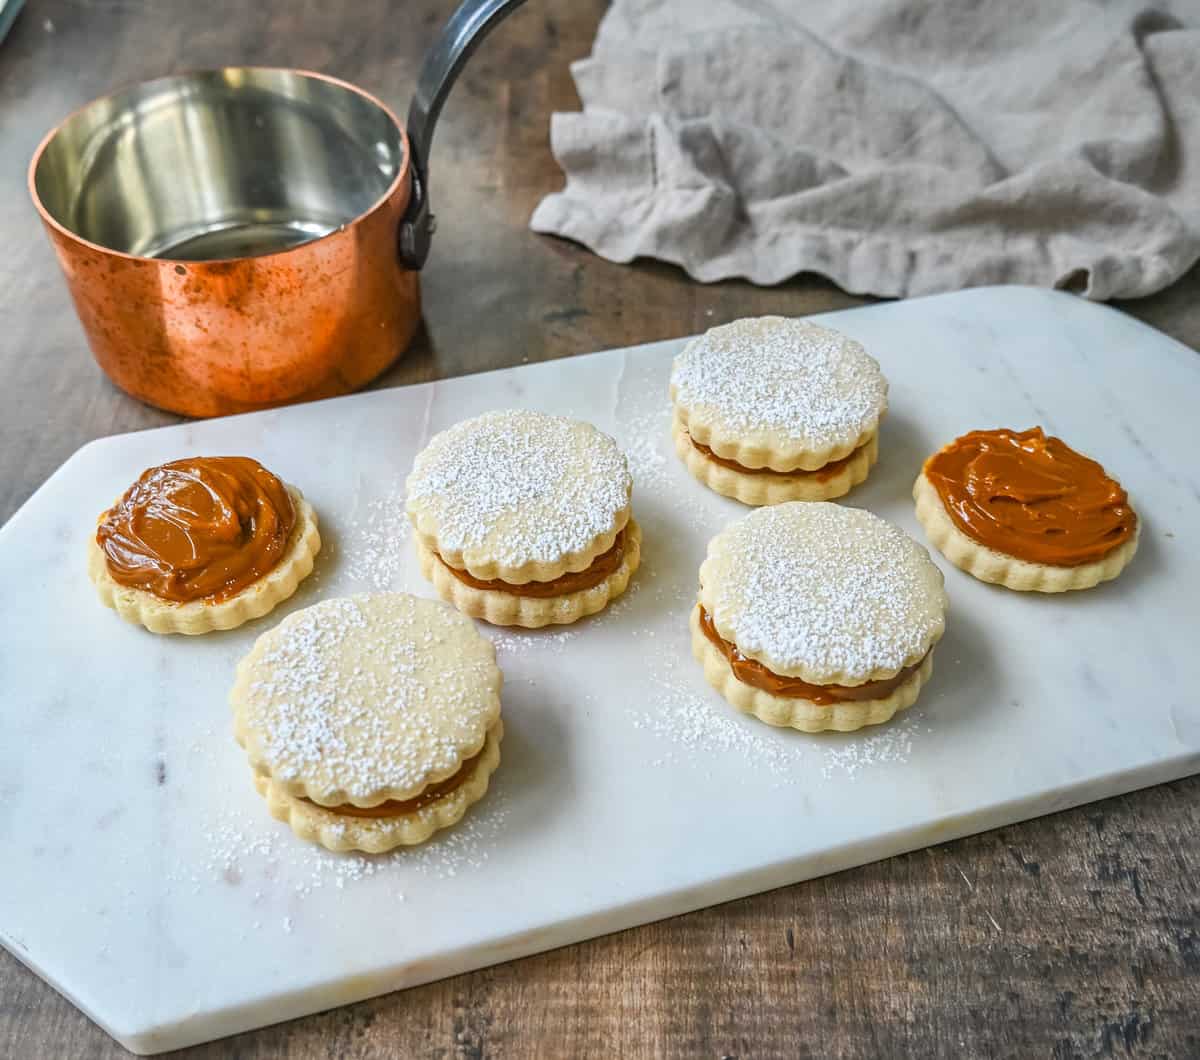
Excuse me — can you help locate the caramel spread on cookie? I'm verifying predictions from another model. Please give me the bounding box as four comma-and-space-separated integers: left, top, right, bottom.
438, 529, 627, 597
96, 456, 296, 603
303, 747, 485, 819
699, 607, 925, 703
924, 428, 1136, 567
688, 432, 862, 481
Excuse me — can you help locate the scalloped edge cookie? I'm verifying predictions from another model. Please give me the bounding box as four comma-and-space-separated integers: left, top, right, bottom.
673, 417, 878, 505
913, 472, 1139, 593
87, 486, 320, 635
412, 508, 630, 586
233, 594, 502, 805
669, 317, 888, 471
697, 506, 946, 686
405, 411, 633, 584
675, 408, 881, 473
690, 605, 931, 732
255, 720, 503, 852
417, 518, 642, 628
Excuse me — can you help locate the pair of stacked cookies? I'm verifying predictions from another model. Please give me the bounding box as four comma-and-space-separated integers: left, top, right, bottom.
406, 409, 640, 627
665, 316, 944, 731
670, 316, 887, 505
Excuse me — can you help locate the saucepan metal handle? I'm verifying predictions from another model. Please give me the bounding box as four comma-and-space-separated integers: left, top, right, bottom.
398, 0, 529, 270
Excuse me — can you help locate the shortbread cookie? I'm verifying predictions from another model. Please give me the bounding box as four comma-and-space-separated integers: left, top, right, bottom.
232, 593, 502, 853
694, 502, 946, 732
417, 517, 642, 628
89, 456, 320, 634
406, 409, 639, 625
914, 427, 1138, 592
669, 316, 887, 503
673, 415, 878, 505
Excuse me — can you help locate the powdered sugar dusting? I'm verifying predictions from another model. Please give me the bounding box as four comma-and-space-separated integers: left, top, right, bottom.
405, 410, 631, 567
192, 792, 510, 904
670, 317, 886, 450
346, 489, 410, 590
627, 665, 805, 783
819, 717, 929, 779
236, 594, 500, 801
703, 503, 946, 681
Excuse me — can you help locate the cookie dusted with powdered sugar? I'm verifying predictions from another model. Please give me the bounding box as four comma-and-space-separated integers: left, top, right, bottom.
670, 316, 887, 504
406, 409, 640, 627
232, 593, 503, 853
693, 502, 946, 733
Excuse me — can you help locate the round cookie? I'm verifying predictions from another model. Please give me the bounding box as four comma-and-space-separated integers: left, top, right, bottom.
406, 409, 639, 625
694, 502, 947, 732
914, 427, 1139, 593
232, 593, 503, 852
88, 456, 320, 635
670, 316, 887, 503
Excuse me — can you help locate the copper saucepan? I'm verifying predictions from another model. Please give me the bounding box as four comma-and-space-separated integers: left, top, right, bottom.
29, 0, 526, 417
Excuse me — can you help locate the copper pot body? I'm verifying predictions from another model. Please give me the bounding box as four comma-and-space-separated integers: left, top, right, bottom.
29, 69, 420, 418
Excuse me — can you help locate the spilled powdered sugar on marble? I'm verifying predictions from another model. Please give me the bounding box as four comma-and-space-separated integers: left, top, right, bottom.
703, 503, 946, 681
190, 791, 511, 911
819, 715, 931, 779
405, 409, 631, 566
670, 317, 886, 450
345, 488, 410, 591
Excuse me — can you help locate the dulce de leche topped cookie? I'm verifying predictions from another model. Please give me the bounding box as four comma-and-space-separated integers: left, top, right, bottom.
97, 457, 297, 603
88, 456, 320, 634
914, 428, 1138, 592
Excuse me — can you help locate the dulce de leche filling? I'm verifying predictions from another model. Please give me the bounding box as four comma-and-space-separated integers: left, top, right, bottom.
688, 430, 863, 481
300, 746, 486, 819
924, 427, 1136, 567
96, 456, 296, 604
437, 529, 627, 597
699, 606, 925, 704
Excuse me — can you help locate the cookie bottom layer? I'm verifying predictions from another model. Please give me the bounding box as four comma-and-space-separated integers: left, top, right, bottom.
256, 720, 503, 853
87, 487, 321, 635
673, 419, 877, 505
913, 472, 1139, 593
689, 605, 931, 732
417, 518, 642, 627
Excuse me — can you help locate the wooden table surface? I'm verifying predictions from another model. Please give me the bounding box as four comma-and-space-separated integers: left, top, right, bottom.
3, 2, 1199, 1056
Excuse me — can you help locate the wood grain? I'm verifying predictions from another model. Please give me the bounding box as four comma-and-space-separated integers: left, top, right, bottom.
1, 1, 1198, 1056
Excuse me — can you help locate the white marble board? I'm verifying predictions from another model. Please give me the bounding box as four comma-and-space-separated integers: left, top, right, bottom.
2, 287, 1199, 1054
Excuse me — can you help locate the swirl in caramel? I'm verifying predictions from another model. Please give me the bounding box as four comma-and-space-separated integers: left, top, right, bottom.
923, 428, 1136, 567
437, 529, 627, 597
96, 456, 297, 603
698, 607, 925, 703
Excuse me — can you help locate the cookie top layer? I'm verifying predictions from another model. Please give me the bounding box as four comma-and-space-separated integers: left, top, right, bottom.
670, 317, 887, 470
406, 410, 633, 583
699, 502, 946, 685
232, 593, 502, 806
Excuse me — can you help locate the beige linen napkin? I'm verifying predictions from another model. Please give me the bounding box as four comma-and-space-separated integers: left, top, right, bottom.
531, 0, 1200, 299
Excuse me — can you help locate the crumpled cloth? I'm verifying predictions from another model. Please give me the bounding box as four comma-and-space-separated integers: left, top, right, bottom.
530, 0, 1200, 300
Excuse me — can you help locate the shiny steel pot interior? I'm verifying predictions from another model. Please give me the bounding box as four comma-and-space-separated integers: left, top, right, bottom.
28, 0, 526, 417
33, 69, 407, 261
